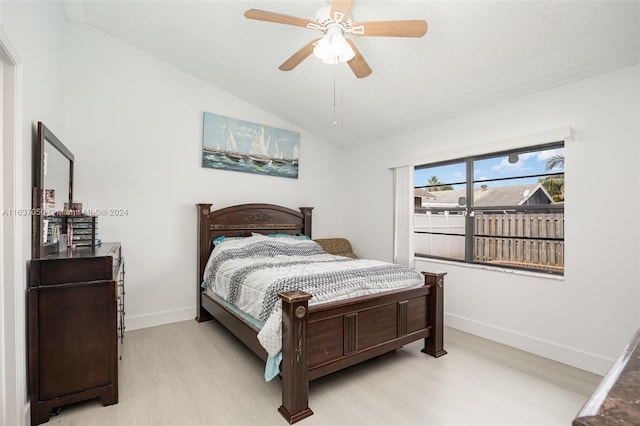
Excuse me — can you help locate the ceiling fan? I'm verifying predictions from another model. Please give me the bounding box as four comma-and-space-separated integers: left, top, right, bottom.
244, 0, 428, 78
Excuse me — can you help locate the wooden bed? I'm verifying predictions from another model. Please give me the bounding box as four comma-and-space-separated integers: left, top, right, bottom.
196, 203, 446, 424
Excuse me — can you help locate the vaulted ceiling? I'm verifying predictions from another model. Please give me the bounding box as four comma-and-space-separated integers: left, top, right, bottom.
63, 1, 640, 148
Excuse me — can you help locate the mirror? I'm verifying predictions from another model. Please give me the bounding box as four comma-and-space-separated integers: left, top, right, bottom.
32, 122, 74, 258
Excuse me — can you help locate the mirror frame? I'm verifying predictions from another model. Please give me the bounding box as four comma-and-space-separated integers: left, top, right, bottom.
32, 122, 74, 258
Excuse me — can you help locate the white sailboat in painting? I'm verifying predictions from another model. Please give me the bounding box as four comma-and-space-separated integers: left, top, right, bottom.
291, 144, 299, 165
248, 126, 271, 165
224, 127, 244, 161
271, 140, 285, 163
203, 135, 222, 154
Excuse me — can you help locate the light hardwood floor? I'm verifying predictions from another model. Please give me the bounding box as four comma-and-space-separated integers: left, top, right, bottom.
48, 320, 602, 426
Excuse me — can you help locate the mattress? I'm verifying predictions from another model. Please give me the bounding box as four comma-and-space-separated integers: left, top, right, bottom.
201, 233, 423, 379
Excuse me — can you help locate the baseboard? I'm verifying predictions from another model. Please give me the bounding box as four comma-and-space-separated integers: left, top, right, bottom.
22, 402, 29, 426
126, 307, 195, 331
125, 308, 613, 374
445, 313, 613, 375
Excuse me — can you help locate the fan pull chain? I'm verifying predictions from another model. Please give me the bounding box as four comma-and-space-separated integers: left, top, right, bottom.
340, 70, 344, 126
332, 67, 337, 125
332, 64, 345, 127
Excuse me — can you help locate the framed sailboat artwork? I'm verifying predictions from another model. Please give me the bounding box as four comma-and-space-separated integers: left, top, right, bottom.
202, 112, 300, 179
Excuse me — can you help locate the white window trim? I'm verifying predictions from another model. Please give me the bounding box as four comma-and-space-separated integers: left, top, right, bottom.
416, 257, 565, 281
391, 127, 573, 275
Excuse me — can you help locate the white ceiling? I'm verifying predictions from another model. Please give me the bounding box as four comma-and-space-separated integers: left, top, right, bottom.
63, 1, 640, 148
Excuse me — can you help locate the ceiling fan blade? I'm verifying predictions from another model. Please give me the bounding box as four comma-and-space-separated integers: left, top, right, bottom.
330, 0, 354, 22
345, 39, 372, 79
244, 9, 315, 28
279, 39, 320, 71
351, 20, 428, 37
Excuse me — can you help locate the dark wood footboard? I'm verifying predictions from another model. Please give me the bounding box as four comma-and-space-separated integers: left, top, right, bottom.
423, 271, 447, 358
277, 271, 446, 424
279, 291, 314, 423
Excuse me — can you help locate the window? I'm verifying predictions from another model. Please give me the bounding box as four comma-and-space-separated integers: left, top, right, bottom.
414, 142, 565, 275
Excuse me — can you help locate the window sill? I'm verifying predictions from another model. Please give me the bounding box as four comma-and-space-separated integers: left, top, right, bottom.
414, 256, 564, 281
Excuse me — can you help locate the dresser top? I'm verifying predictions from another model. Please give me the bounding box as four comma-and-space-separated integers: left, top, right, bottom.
35, 242, 120, 261
573, 328, 640, 425
30, 242, 122, 287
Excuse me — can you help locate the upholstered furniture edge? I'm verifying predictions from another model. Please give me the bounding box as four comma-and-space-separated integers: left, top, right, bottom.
314, 238, 358, 259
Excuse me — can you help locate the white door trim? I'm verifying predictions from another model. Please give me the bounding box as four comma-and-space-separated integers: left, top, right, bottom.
1, 26, 26, 426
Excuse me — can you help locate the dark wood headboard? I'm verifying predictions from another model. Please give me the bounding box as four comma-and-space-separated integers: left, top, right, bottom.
196, 203, 313, 316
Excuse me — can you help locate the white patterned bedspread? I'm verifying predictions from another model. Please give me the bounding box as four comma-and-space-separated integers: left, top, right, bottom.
201, 234, 423, 360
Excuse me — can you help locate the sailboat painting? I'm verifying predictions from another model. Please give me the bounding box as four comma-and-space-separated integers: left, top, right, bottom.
202, 112, 300, 179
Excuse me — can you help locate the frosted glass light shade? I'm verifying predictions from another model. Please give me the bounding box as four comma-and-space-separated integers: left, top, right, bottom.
313, 33, 355, 64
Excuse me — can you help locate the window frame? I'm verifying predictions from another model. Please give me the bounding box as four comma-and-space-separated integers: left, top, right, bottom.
414, 141, 565, 276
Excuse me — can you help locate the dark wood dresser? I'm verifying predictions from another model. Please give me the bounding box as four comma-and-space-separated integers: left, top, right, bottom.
28, 243, 124, 425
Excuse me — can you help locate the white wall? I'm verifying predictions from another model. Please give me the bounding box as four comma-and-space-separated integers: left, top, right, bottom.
63, 23, 345, 330
2, 0, 67, 240
341, 65, 640, 375
1, 1, 67, 424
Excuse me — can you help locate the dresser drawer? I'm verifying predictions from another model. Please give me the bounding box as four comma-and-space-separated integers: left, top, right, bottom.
31, 257, 114, 285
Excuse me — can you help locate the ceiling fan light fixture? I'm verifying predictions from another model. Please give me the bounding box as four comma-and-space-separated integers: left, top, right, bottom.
329, 33, 350, 56
338, 41, 356, 62
313, 36, 332, 59
313, 33, 355, 64
321, 56, 340, 65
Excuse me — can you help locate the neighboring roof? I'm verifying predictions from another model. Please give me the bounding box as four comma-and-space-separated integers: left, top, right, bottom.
414, 189, 436, 200
416, 183, 553, 207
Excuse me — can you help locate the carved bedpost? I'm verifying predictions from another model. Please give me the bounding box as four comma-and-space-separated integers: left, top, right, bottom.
299, 207, 313, 238
421, 271, 447, 357
278, 290, 314, 424
196, 203, 213, 322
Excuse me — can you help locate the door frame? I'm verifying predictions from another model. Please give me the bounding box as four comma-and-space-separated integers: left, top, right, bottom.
1, 27, 26, 426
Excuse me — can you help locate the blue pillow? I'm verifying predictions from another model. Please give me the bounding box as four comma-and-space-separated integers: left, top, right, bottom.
212, 236, 245, 246
266, 233, 310, 240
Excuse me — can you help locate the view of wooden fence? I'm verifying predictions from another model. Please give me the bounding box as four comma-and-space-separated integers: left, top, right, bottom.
474, 212, 564, 270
